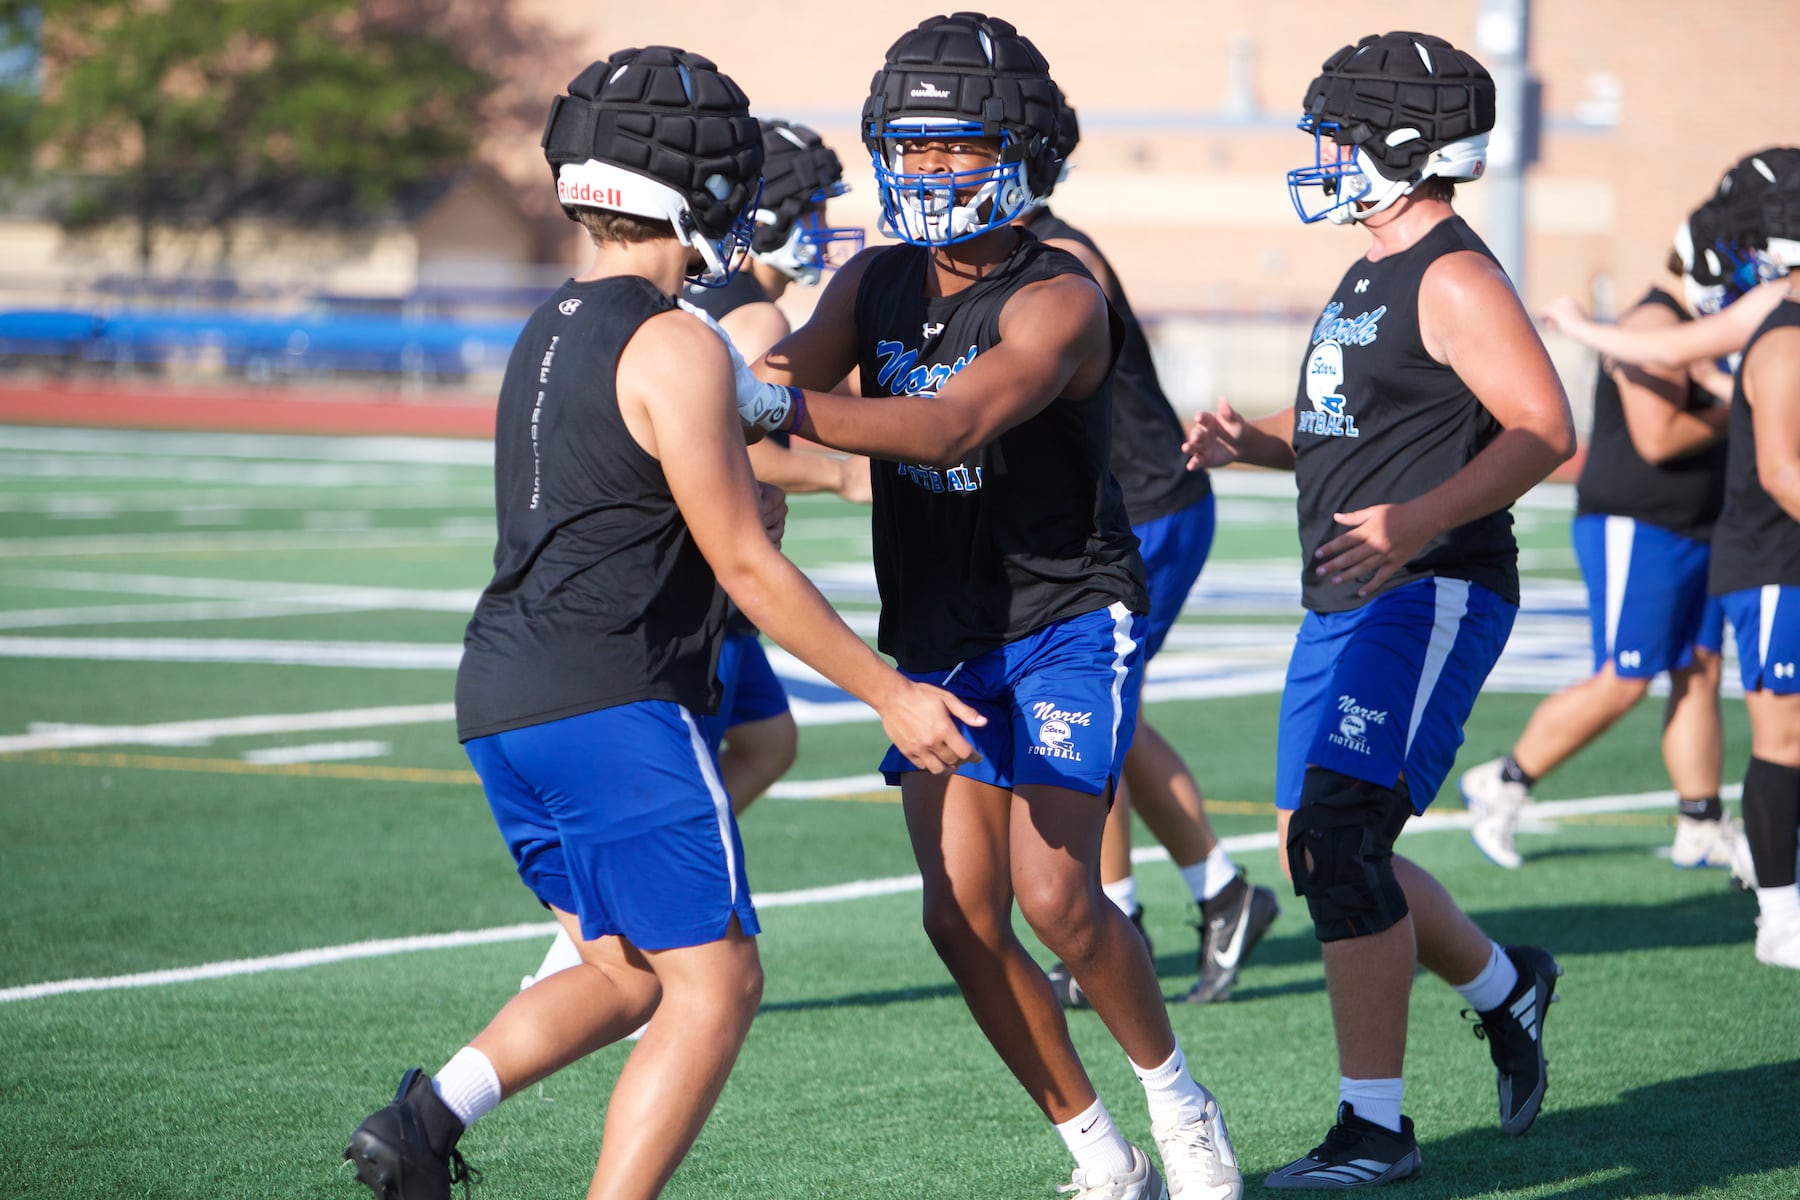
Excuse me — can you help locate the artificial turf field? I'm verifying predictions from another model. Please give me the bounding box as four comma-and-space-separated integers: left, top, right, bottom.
0, 423, 1794, 1199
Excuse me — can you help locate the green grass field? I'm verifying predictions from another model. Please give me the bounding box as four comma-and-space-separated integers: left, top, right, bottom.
0, 424, 1793, 1199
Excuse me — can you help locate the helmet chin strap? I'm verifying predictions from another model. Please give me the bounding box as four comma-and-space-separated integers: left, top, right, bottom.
1330, 174, 1415, 225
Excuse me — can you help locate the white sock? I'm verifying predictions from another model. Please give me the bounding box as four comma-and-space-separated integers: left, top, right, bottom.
1131, 1042, 1210, 1123
1101, 875, 1138, 916
1339, 1076, 1404, 1133
529, 929, 584, 984
1181, 844, 1238, 903
1756, 883, 1800, 926
433, 1047, 503, 1128
1453, 941, 1518, 1013
1054, 1096, 1135, 1180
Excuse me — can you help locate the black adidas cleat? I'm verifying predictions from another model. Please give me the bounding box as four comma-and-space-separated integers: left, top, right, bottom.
1047, 905, 1152, 1010
344, 1068, 481, 1200
1264, 1102, 1421, 1190
1469, 944, 1562, 1136
1181, 870, 1280, 1004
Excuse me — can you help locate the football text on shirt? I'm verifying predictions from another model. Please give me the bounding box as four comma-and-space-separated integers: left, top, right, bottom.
875, 339, 986, 493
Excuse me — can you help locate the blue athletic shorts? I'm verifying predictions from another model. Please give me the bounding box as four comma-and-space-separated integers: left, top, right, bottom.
1720, 585, 1800, 694
1275, 577, 1517, 813
698, 633, 791, 750
880, 602, 1144, 796
1571, 513, 1719, 677
1133, 494, 1216, 661
464, 701, 760, 951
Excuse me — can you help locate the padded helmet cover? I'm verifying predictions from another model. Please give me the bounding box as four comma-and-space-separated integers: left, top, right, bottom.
542, 46, 762, 242
752, 120, 847, 254
861, 11, 1064, 196
1303, 31, 1495, 182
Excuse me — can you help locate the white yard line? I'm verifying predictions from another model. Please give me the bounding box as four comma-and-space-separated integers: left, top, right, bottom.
241, 740, 391, 765
0, 702, 454, 754
0, 783, 1715, 1005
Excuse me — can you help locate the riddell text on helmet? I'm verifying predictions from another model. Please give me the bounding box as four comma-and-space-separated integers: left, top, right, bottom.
558, 180, 625, 207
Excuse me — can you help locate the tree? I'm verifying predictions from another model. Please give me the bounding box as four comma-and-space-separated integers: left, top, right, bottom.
4, 0, 493, 272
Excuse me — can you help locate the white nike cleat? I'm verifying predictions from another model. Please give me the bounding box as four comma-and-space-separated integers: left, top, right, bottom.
1058, 1145, 1168, 1199
1754, 912, 1800, 969
1151, 1091, 1242, 1200
1461, 757, 1529, 870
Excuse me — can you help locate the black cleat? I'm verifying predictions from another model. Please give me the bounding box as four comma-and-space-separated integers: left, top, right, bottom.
1180, 870, 1280, 1004
1047, 904, 1152, 1010
1264, 1102, 1422, 1190
344, 1068, 481, 1200
1468, 944, 1562, 1135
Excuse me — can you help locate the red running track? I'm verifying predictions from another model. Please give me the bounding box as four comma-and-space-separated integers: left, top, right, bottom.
0, 380, 496, 439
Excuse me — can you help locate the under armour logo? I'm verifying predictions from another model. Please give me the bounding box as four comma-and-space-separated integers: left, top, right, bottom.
922, 321, 945, 339
557, 298, 582, 315
1353, 279, 1370, 294
1776, 662, 1796, 680
1618, 649, 1642, 670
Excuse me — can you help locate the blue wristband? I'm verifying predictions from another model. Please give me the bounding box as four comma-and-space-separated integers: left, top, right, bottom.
782, 386, 807, 434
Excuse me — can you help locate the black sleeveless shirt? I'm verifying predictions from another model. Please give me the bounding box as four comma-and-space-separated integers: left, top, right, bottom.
1293, 215, 1518, 612
1575, 287, 1726, 539
1028, 209, 1213, 525
1710, 299, 1800, 593
455, 275, 727, 741
854, 231, 1148, 672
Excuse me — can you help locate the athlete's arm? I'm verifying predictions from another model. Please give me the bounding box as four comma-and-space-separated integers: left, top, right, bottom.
766, 271, 1112, 468
1542, 279, 1790, 368
718, 300, 791, 365
1744, 324, 1800, 524
755, 246, 881, 392
1183, 398, 1297, 472
620, 309, 983, 772
1610, 301, 1728, 464
746, 437, 872, 501
1313, 250, 1574, 596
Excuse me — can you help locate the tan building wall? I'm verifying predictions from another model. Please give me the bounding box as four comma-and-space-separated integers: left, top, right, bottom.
470, 0, 1795, 410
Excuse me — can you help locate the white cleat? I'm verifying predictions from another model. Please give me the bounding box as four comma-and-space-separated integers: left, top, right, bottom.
1058, 1145, 1168, 1200
1461, 757, 1529, 870
1670, 814, 1758, 888
1151, 1092, 1242, 1200
1755, 912, 1800, 969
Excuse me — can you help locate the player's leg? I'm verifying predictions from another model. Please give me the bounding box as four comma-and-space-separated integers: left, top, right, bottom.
583, 923, 762, 1200
1006, 603, 1240, 1200
904, 767, 1164, 1192
1465, 515, 1674, 867
1724, 586, 1800, 967
715, 637, 797, 814
1045, 782, 1152, 1010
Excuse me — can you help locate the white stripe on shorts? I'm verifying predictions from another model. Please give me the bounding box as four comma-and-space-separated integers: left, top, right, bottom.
680, 707, 739, 904
1761, 584, 1780, 671
1106, 601, 1137, 762
1602, 514, 1635, 659
1404, 578, 1470, 756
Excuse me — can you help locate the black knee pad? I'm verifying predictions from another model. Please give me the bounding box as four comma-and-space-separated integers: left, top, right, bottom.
1286, 768, 1412, 942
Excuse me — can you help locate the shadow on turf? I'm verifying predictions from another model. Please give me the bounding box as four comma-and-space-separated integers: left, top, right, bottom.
1151, 882, 1755, 1005
1350, 1059, 1800, 1198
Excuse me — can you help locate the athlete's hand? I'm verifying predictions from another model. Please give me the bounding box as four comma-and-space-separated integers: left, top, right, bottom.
879, 681, 985, 775
1538, 294, 1590, 336
1314, 500, 1438, 597
1183, 397, 1245, 469
834, 455, 873, 505
756, 481, 787, 548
